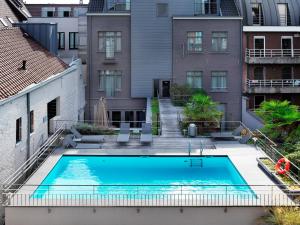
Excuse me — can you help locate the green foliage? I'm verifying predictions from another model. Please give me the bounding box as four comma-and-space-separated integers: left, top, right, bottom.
151, 98, 160, 135
183, 93, 223, 122
256, 207, 300, 225
74, 123, 115, 135
287, 151, 300, 168
170, 83, 206, 106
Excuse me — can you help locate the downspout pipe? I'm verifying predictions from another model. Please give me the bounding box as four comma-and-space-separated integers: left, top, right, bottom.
26, 93, 30, 160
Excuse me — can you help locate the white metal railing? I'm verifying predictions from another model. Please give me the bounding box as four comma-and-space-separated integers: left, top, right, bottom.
2, 184, 299, 207
247, 79, 300, 88
2, 124, 65, 192
246, 49, 300, 58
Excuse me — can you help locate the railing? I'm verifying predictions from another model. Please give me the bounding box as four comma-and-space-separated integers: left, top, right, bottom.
246, 49, 300, 58
2, 124, 65, 192
2, 184, 299, 207
247, 79, 300, 88
106, 0, 130, 12
171, 94, 192, 106
194, 1, 218, 15
254, 129, 300, 183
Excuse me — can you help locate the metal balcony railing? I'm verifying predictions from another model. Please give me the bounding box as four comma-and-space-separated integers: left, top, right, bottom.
246, 49, 300, 58
247, 79, 300, 88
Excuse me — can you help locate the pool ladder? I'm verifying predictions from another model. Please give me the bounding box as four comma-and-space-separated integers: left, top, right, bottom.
190, 159, 203, 168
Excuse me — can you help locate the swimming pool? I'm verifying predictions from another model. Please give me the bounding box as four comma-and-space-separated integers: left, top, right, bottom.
33, 155, 254, 198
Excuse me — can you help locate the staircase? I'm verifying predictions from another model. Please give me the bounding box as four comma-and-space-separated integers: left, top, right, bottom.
220, 0, 239, 16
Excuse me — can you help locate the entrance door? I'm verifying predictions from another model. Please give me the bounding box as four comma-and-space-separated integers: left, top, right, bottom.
47, 98, 58, 135
162, 81, 170, 98
281, 37, 293, 57
254, 36, 265, 57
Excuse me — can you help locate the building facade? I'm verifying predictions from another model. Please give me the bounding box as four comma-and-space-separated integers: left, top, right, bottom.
87, 0, 243, 122
238, 0, 300, 110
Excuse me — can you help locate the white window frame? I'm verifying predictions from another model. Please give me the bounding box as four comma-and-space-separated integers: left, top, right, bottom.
281, 36, 293, 57
254, 36, 265, 57
277, 3, 288, 26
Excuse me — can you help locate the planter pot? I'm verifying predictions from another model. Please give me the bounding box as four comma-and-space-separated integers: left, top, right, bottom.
257, 157, 300, 194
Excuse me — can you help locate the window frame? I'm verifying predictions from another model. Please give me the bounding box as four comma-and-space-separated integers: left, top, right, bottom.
58, 32, 65, 50
30, 111, 34, 134
211, 31, 228, 52
47, 11, 54, 17
69, 32, 79, 50
211, 71, 228, 91
98, 31, 122, 59
277, 3, 288, 26
187, 31, 203, 53
16, 117, 22, 143
251, 3, 264, 26
156, 3, 169, 17
186, 71, 203, 89
99, 70, 122, 97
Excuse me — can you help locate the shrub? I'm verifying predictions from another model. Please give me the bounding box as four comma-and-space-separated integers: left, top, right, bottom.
170, 84, 205, 106
74, 123, 115, 135
256, 207, 300, 225
287, 150, 300, 167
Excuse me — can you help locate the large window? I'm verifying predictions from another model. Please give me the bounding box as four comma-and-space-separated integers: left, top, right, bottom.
187, 32, 202, 53
99, 32, 122, 59
47, 11, 54, 17
251, 3, 264, 25
211, 71, 227, 90
99, 70, 122, 97
69, 32, 79, 49
57, 32, 65, 49
211, 32, 228, 52
107, 0, 130, 11
187, 71, 203, 88
16, 117, 22, 143
277, 4, 290, 26
195, 0, 217, 15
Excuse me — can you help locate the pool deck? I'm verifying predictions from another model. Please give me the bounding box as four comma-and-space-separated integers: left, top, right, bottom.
10, 136, 296, 207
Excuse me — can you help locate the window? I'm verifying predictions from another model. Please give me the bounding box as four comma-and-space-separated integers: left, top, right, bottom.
251, 3, 264, 25
187, 32, 202, 53
16, 118, 22, 143
63, 11, 70, 17
211, 32, 228, 52
112, 111, 121, 127
254, 95, 265, 109
157, 3, 168, 17
30, 111, 34, 134
253, 67, 264, 80
47, 11, 54, 17
0, 18, 8, 27
282, 67, 293, 80
187, 71, 203, 88
125, 111, 134, 127
99, 70, 122, 97
107, 0, 130, 11
69, 32, 79, 49
57, 32, 65, 49
195, 0, 217, 15
277, 4, 290, 26
98, 32, 122, 59
211, 71, 227, 90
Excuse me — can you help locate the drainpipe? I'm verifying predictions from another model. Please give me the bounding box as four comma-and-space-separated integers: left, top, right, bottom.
26, 93, 30, 160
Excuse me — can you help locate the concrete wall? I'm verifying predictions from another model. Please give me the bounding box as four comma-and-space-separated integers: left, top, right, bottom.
27, 17, 80, 59
5, 207, 266, 225
0, 59, 85, 185
173, 18, 243, 121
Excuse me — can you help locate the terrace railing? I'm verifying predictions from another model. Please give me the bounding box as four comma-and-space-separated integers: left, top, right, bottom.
247, 79, 300, 88
246, 49, 300, 58
2, 184, 299, 207
2, 124, 65, 192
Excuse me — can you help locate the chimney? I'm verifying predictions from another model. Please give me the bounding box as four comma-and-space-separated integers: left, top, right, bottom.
22, 60, 27, 70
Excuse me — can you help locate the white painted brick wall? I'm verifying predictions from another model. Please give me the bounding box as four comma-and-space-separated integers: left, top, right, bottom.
0, 59, 85, 184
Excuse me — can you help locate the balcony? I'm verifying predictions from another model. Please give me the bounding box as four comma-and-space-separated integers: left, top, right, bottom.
105, 0, 130, 12
245, 49, 300, 64
246, 79, 300, 94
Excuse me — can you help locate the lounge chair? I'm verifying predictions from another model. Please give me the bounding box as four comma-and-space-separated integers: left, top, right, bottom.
117, 123, 130, 144
63, 135, 102, 149
211, 125, 244, 140
70, 126, 105, 143
140, 123, 153, 144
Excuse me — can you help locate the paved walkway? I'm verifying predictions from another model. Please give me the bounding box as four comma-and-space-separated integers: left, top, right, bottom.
159, 99, 183, 137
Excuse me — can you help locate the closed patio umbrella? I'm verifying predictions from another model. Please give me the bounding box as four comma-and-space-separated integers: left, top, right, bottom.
94, 97, 109, 128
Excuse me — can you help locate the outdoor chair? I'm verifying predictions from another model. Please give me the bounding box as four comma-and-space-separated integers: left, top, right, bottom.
70, 126, 105, 143
210, 125, 244, 141
117, 123, 130, 144
140, 123, 153, 144
63, 135, 102, 149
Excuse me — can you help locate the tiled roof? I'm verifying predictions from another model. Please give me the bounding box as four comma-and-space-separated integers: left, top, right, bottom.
0, 28, 69, 100
88, 0, 104, 13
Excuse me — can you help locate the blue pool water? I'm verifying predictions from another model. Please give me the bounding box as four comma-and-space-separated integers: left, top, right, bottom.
33, 156, 253, 197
